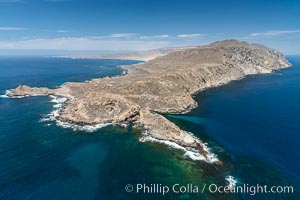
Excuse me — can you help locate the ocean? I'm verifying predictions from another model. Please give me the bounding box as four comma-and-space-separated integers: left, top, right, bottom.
0, 56, 299, 200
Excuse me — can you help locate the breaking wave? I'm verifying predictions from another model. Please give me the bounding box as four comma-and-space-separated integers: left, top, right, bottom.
140, 133, 219, 163
40, 95, 112, 132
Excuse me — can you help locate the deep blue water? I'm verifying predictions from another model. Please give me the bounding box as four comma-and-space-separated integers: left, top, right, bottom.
172, 56, 300, 181
0, 57, 137, 89
0, 56, 299, 200
168, 56, 300, 198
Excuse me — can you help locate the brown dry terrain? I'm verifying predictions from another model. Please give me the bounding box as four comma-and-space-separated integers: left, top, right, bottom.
6, 40, 291, 162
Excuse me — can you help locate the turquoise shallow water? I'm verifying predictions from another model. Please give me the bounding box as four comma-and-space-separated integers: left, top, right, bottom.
0, 57, 299, 199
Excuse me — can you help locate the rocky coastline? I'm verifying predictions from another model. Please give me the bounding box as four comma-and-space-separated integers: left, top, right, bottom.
4, 40, 291, 163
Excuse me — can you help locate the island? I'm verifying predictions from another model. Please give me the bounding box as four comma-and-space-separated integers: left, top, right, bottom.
5, 40, 291, 163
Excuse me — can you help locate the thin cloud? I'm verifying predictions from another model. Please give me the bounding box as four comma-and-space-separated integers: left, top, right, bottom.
0, 37, 172, 51
0, 26, 28, 31
108, 33, 138, 38
0, 33, 213, 52
177, 34, 206, 38
85, 33, 208, 41
250, 30, 300, 37
40, 29, 73, 33
139, 35, 169, 40
87, 33, 138, 39
57, 30, 71, 33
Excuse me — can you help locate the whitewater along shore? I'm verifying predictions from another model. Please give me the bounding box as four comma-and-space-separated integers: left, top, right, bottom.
4, 40, 291, 163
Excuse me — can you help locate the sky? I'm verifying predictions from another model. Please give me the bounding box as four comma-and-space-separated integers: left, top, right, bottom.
0, 0, 299, 55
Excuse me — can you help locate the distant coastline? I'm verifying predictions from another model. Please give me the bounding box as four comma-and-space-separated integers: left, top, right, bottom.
55, 46, 193, 61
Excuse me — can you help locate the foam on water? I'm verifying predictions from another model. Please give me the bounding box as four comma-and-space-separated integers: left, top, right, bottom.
0, 90, 45, 98
0, 90, 26, 98
225, 175, 238, 189
0, 90, 11, 98
140, 132, 219, 163
40, 95, 112, 132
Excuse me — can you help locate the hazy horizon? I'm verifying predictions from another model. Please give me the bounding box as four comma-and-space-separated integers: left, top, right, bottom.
0, 0, 300, 55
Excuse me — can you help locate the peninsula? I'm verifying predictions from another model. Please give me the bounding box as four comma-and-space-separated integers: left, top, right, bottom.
5, 40, 291, 162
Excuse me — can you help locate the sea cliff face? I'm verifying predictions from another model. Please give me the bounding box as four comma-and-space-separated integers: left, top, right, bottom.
5, 40, 291, 162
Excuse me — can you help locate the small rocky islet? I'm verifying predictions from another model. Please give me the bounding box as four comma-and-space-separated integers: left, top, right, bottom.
6, 39, 291, 164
